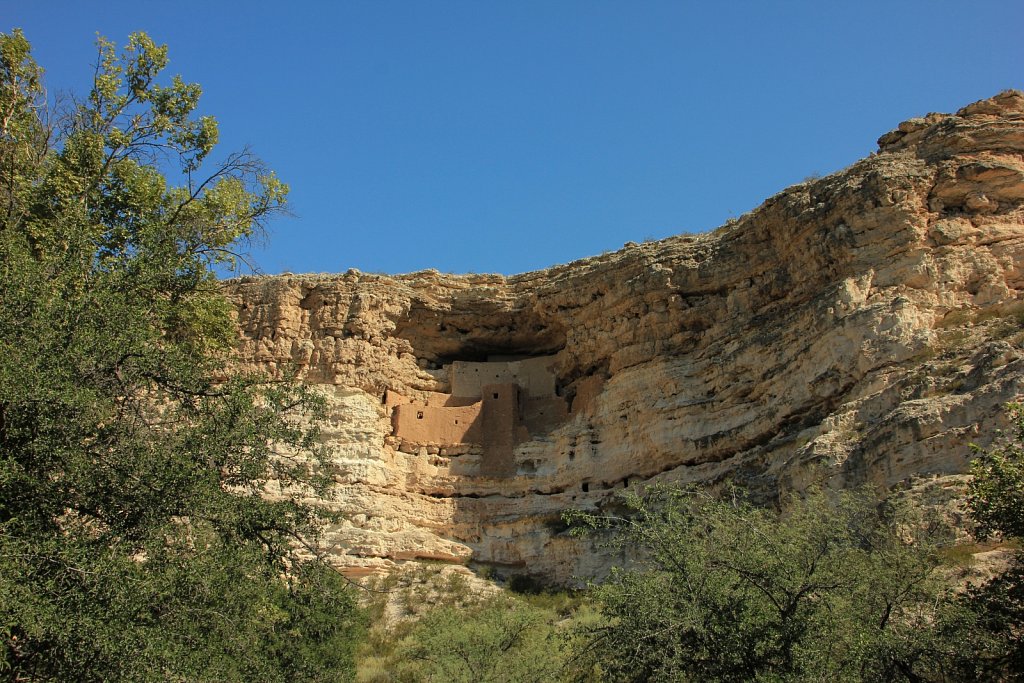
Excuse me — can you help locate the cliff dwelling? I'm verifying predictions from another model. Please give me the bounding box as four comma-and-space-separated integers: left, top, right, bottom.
385, 356, 602, 477
228, 92, 1024, 583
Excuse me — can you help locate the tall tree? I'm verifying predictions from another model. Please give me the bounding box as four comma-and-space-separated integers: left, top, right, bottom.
0, 30, 362, 681
962, 403, 1024, 679
566, 486, 972, 682
394, 595, 571, 683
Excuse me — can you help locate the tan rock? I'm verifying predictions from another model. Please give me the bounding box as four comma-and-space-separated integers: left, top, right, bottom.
228, 91, 1024, 583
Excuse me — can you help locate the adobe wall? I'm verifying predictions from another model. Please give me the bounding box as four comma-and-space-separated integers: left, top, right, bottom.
521, 395, 568, 434
391, 402, 482, 445
480, 383, 523, 477
387, 356, 568, 469
385, 389, 477, 409
450, 356, 557, 398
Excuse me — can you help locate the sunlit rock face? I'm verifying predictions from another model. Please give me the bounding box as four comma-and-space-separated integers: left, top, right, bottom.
228, 91, 1024, 584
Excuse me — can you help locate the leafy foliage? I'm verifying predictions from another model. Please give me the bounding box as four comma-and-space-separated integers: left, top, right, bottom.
968, 403, 1024, 539
393, 595, 567, 683
0, 29, 362, 681
961, 402, 1024, 679
566, 486, 971, 682
354, 565, 602, 683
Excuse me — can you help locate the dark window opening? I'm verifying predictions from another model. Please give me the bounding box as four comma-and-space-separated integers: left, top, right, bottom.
582, 482, 590, 493
568, 450, 575, 461
492, 392, 499, 399
416, 411, 424, 419
454, 419, 459, 425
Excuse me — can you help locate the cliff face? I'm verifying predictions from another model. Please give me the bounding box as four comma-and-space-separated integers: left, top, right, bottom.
228, 91, 1024, 583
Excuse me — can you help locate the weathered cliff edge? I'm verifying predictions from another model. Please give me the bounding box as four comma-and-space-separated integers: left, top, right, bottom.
228, 91, 1024, 583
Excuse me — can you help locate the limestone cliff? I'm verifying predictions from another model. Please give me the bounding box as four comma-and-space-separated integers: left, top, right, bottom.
228, 91, 1024, 583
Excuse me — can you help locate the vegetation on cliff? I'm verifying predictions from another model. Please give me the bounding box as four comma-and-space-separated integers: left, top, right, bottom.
963, 403, 1024, 677
354, 470, 1023, 682
0, 30, 361, 681
3, 28, 1023, 683
557, 436, 1024, 682
564, 487, 975, 681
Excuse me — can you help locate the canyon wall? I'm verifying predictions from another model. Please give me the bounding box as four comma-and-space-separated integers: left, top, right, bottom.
228, 91, 1024, 583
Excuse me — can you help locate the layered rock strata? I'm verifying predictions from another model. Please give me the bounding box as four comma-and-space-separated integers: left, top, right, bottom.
229, 91, 1024, 583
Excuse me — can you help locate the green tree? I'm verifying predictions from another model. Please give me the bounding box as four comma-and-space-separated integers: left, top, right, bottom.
961, 403, 1024, 679
392, 594, 570, 683
0, 29, 362, 681
567, 486, 969, 682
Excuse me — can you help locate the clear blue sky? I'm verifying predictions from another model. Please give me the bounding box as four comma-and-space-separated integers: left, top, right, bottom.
4, 1, 1022, 276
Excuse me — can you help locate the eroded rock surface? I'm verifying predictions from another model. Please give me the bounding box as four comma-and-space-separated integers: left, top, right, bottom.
228, 91, 1024, 583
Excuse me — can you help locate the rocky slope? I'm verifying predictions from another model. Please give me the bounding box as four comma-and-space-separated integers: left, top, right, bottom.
228, 91, 1024, 583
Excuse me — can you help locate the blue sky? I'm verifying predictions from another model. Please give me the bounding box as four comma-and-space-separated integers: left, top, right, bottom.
4, 1, 1022, 276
